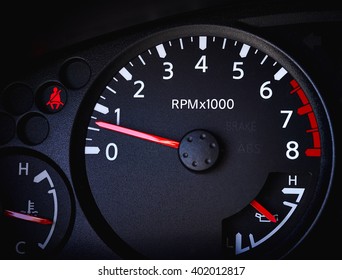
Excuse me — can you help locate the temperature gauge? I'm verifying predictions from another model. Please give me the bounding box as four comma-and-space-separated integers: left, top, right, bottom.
0, 148, 74, 259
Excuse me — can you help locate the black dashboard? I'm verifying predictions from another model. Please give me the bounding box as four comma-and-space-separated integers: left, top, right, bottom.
1, 1, 341, 260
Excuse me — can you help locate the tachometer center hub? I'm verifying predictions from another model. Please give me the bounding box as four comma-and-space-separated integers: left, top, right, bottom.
178, 129, 219, 171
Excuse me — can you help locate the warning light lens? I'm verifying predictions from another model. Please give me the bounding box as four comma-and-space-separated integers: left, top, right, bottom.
36, 83, 67, 114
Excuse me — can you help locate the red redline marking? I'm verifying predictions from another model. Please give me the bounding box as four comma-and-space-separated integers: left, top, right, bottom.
290, 79, 299, 90
305, 148, 321, 157
290, 79, 309, 105
297, 104, 312, 115
308, 112, 318, 129
290, 87, 300, 94
296, 88, 309, 105
290, 79, 321, 157
306, 128, 318, 133
312, 131, 321, 148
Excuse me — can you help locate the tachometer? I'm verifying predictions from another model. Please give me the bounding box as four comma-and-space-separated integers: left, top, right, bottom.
70, 25, 334, 259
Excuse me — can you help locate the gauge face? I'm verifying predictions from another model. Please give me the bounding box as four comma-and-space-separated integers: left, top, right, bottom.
71, 25, 334, 259
0, 148, 74, 259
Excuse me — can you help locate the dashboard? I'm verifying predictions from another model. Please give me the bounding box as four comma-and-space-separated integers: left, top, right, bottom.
1, 1, 341, 260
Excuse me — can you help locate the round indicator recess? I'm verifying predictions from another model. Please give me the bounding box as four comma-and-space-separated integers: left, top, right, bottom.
71, 25, 334, 259
0, 148, 74, 259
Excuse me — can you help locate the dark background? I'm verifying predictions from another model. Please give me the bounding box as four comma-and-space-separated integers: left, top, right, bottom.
1, 0, 341, 259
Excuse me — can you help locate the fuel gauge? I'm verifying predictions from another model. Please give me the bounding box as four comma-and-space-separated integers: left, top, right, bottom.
0, 148, 74, 259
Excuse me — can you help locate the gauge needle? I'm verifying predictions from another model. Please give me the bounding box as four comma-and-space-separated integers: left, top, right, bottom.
96, 121, 180, 149
250, 200, 277, 223
3, 210, 53, 225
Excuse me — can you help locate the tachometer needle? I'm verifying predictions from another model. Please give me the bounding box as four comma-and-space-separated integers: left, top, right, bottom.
4, 210, 53, 225
96, 121, 180, 149
250, 200, 277, 223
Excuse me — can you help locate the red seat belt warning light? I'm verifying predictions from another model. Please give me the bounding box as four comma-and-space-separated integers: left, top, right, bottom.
36, 83, 67, 114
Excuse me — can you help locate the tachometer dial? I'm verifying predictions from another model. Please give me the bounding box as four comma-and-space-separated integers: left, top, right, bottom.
71, 25, 334, 259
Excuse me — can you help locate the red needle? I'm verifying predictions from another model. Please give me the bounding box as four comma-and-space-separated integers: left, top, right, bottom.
4, 210, 53, 225
96, 121, 180, 149
250, 200, 277, 223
